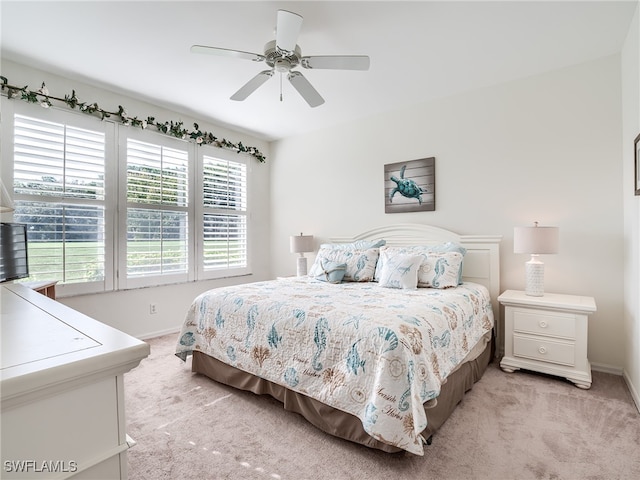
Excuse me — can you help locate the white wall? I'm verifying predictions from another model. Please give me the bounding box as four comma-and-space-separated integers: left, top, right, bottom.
270, 55, 625, 371
2, 43, 634, 387
0, 60, 272, 339
622, 3, 640, 409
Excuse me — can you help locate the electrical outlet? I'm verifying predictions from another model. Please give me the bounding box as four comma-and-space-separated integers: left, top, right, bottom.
150, 303, 157, 315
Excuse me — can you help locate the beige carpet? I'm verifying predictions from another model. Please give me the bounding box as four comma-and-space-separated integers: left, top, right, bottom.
125, 334, 640, 480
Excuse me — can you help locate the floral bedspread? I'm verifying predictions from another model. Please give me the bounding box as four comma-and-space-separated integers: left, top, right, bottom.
175, 277, 493, 455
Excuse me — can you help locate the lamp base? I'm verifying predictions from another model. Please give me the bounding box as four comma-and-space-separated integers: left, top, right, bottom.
296, 256, 308, 277
525, 256, 544, 296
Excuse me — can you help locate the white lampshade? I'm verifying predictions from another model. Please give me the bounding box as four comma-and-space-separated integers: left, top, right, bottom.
290, 233, 314, 277
0, 179, 14, 213
514, 224, 559, 254
514, 222, 559, 297
290, 233, 314, 254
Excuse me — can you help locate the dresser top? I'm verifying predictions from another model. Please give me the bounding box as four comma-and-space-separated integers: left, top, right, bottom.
498, 289, 597, 313
1, 284, 150, 404
2, 288, 100, 369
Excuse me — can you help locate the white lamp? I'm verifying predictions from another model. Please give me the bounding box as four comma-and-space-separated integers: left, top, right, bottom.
514, 222, 559, 297
0, 179, 14, 212
290, 233, 314, 277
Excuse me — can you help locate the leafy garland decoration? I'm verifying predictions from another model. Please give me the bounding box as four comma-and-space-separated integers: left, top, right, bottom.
0, 76, 266, 163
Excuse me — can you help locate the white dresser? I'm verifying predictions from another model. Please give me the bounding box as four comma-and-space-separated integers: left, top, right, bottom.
1, 284, 150, 479
499, 289, 596, 389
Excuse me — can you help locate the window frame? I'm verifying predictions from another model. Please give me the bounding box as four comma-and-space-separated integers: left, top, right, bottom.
2, 97, 254, 297
195, 144, 251, 281
2, 99, 116, 297
117, 126, 196, 290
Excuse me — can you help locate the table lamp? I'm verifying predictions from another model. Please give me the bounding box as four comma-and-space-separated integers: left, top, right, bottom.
290, 233, 313, 276
514, 222, 559, 297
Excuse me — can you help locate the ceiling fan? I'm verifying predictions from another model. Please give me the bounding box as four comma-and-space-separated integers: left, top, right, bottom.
191, 9, 370, 107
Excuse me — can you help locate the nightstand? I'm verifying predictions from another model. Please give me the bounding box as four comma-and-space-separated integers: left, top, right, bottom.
23, 280, 58, 299
498, 290, 596, 389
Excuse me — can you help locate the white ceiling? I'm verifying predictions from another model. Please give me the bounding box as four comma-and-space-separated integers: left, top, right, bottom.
1, 1, 637, 142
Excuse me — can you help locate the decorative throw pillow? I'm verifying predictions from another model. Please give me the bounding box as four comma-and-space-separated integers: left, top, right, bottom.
378, 254, 422, 289
312, 259, 347, 284
309, 247, 379, 282
417, 251, 463, 288
375, 243, 467, 284
427, 242, 467, 284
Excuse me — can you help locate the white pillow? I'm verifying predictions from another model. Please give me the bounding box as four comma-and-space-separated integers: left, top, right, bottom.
378, 254, 422, 289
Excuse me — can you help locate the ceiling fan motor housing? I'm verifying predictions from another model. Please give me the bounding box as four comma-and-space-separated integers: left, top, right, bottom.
264, 40, 301, 71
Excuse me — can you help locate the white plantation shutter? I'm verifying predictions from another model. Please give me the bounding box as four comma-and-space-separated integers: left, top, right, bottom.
126, 139, 188, 206
124, 137, 190, 287
203, 213, 247, 269
200, 154, 248, 277
203, 157, 247, 211
6, 101, 253, 294
14, 116, 106, 199
11, 113, 109, 294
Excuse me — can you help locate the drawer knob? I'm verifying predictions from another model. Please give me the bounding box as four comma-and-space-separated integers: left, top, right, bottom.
539, 321, 548, 328
538, 346, 547, 355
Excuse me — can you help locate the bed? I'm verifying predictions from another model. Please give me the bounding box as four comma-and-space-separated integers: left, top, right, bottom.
176, 224, 501, 455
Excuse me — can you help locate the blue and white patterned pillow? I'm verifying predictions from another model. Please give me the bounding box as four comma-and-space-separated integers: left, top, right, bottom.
375, 243, 466, 285
312, 259, 347, 284
416, 251, 463, 288
309, 247, 380, 282
378, 254, 422, 289
318, 238, 386, 251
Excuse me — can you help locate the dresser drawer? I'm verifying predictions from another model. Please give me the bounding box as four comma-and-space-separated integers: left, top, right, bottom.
2, 377, 120, 469
513, 309, 576, 339
513, 334, 575, 366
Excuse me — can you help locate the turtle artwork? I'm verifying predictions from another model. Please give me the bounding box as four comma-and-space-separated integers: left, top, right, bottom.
384, 157, 435, 213
389, 165, 424, 205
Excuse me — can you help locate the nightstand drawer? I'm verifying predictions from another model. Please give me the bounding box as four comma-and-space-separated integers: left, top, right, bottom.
513, 334, 575, 366
513, 309, 576, 339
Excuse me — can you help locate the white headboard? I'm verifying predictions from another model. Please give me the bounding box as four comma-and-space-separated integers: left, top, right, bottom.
331, 223, 502, 321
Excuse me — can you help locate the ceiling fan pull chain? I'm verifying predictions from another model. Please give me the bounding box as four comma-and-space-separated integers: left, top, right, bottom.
280, 73, 283, 102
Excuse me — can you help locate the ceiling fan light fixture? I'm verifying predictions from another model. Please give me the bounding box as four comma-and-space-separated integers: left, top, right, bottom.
274, 58, 291, 73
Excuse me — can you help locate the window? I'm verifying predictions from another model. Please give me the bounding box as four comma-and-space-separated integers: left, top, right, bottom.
120, 134, 191, 289
10, 108, 113, 296
199, 153, 248, 279
4, 100, 252, 296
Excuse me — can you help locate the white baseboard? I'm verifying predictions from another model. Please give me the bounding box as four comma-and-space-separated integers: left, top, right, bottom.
622, 370, 640, 414
591, 363, 640, 414
138, 326, 181, 341
591, 362, 624, 375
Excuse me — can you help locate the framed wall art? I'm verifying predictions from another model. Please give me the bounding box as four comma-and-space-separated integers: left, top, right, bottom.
635, 133, 640, 196
384, 157, 435, 213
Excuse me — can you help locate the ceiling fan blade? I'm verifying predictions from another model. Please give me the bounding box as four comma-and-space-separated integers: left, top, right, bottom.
191, 45, 265, 62
301, 55, 370, 71
230, 70, 274, 101
288, 71, 324, 108
276, 10, 303, 53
